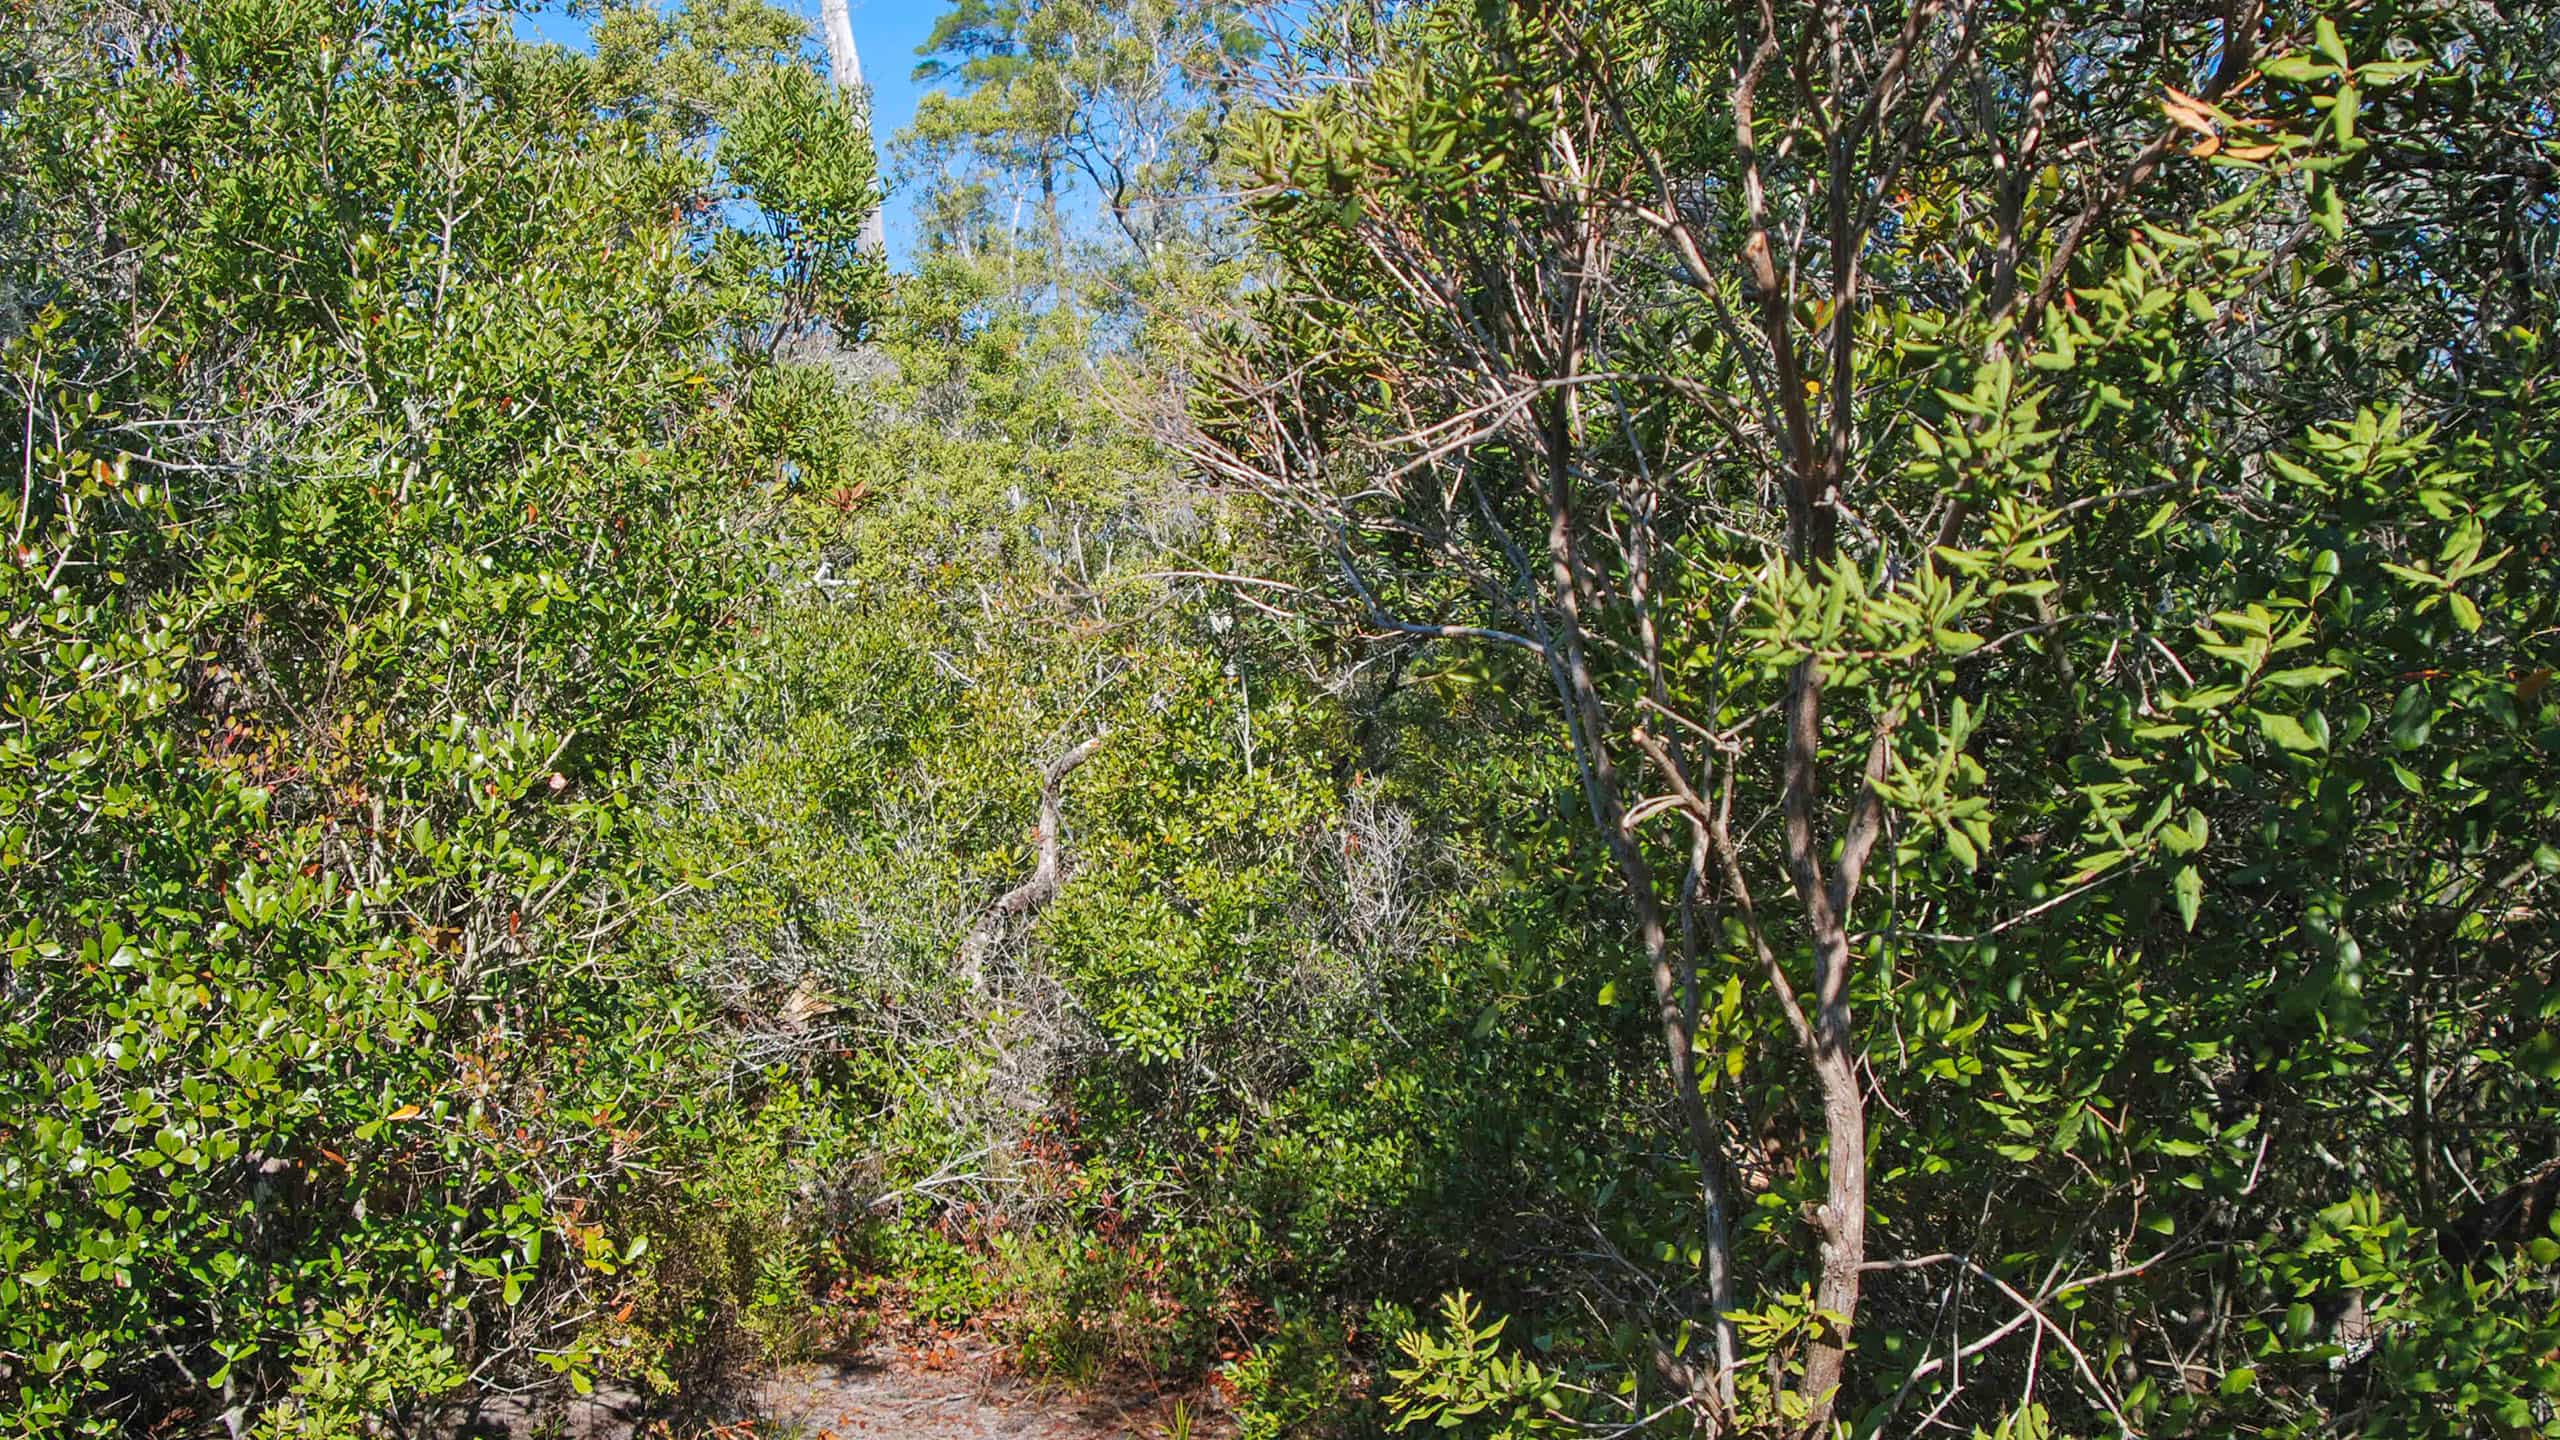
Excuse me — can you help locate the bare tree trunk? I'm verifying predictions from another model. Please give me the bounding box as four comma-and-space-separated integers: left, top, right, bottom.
1800, 995, 1869, 1422
818, 0, 887, 257
1777, 647, 1872, 1427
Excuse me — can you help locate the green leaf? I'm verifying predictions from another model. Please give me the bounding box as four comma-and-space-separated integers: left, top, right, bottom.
2053, 1105, 2088, 1153
2331, 81, 2361, 148
2260, 54, 2335, 84
2252, 709, 2325, 752
2267, 452, 2323, 491
1946, 826, 1979, 872
2172, 685, 2244, 713
2519, 1030, 2560, 1081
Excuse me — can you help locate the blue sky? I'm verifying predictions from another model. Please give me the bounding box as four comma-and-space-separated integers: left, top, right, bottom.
513, 1, 956, 265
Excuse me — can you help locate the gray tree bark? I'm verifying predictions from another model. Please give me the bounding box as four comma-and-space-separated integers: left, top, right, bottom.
817, 0, 888, 256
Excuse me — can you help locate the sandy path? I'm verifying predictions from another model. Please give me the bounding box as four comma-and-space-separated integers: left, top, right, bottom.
467, 1339, 1226, 1439
747, 1347, 1202, 1439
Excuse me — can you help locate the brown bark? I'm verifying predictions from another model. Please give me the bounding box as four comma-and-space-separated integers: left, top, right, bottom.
1536, 384, 1744, 1408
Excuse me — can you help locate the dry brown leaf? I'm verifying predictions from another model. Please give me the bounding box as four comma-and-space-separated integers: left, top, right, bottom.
2161, 87, 2221, 135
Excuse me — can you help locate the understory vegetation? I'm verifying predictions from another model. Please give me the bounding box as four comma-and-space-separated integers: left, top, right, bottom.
1, 0, 2554, 1435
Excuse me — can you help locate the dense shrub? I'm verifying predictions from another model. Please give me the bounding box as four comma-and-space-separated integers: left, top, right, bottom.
0, 0, 873, 1426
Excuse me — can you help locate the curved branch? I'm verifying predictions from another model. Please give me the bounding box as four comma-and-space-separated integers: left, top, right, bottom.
960, 729, 1109, 985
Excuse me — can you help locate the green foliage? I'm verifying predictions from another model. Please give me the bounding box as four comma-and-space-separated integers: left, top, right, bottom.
1200, 0, 2560, 1431
248, 1295, 465, 1440
901, 0, 1257, 324
1382, 1293, 1575, 1438
589, 0, 813, 139
3, 0, 2551, 1432
0, 0, 878, 1427
640, 108, 1704, 1430
720, 61, 886, 346
1225, 1308, 1383, 1440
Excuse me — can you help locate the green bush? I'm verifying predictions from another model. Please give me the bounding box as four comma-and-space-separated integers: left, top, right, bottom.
0, 0, 876, 1426
1226, 1308, 1386, 1440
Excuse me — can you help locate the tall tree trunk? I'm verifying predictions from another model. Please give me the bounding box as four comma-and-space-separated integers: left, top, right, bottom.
818, 0, 887, 257
1799, 988, 1869, 1425
1781, 650, 1872, 1429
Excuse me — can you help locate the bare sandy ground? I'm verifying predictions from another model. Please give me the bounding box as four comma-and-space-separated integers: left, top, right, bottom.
464, 1337, 1230, 1439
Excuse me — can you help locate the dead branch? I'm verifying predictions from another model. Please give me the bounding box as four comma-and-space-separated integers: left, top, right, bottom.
959, 729, 1109, 987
